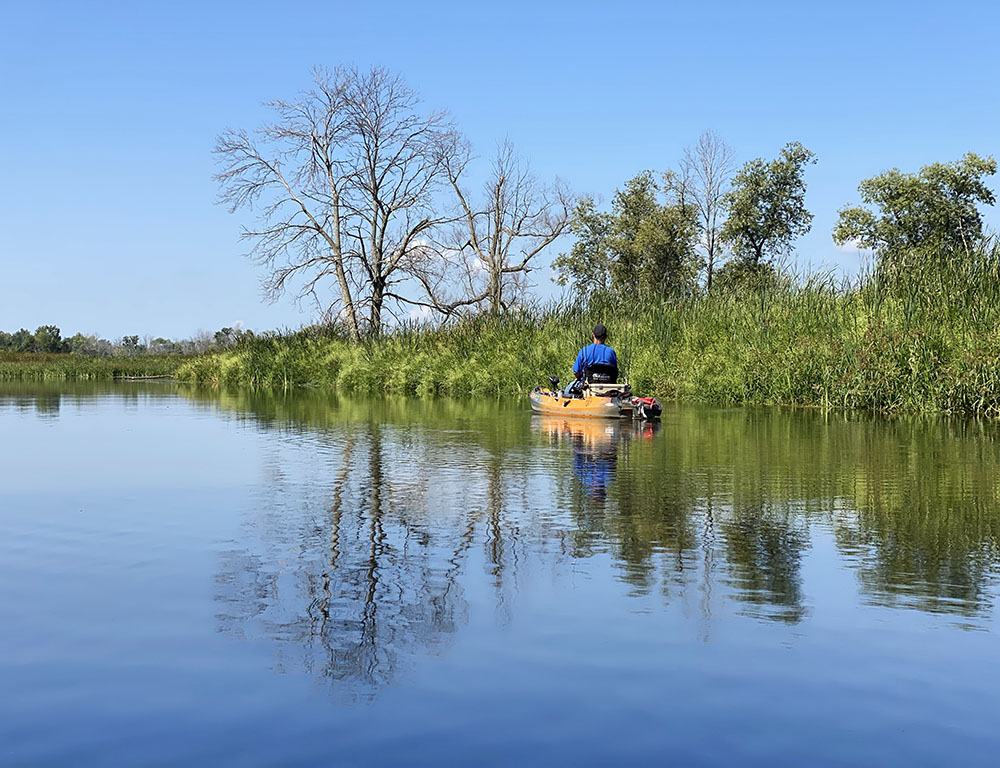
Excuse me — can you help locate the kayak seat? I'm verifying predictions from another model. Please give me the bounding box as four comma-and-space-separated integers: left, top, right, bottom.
584, 363, 618, 384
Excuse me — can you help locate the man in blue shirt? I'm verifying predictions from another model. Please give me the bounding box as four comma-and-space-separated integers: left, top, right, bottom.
566, 324, 618, 396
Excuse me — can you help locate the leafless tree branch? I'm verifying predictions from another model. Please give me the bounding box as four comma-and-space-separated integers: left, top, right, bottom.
676, 130, 736, 294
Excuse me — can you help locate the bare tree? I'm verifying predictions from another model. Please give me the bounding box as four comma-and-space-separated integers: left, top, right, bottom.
679, 131, 736, 294
342, 68, 459, 331
420, 138, 570, 316
214, 66, 458, 339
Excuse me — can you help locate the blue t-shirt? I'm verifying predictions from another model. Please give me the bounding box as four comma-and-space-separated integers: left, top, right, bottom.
573, 343, 618, 375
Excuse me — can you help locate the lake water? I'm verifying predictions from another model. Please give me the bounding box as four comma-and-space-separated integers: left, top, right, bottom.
2, 383, 999, 766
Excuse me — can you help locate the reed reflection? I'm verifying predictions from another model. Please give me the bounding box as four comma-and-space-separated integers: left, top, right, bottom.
721, 502, 809, 623
830, 416, 1000, 618
0, 381, 171, 418
0, 384, 64, 417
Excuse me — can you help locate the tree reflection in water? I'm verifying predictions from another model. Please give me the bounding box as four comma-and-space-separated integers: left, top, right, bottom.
215, 420, 478, 699
830, 416, 1000, 618
534, 414, 807, 620
196, 389, 1000, 694
211, 398, 543, 699
0, 380, 159, 418
721, 503, 809, 623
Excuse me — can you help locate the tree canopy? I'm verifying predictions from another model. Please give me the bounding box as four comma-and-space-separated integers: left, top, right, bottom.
554, 171, 700, 300
422, 139, 570, 317
720, 142, 816, 269
215, 67, 568, 334
833, 153, 997, 265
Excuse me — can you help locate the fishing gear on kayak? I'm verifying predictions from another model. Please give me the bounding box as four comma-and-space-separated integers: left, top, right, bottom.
530, 364, 662, 421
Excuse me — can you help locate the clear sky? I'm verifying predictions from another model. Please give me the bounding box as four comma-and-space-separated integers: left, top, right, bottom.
2, 0, 997, 339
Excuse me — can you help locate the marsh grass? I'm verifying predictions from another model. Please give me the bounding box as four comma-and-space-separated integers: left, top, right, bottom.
0, 352, 191, 380
173, 241, 1000, 415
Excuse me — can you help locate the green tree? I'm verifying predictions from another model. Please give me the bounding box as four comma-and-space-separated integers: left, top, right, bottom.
214, 328, 236, 348
721, 142, 816, 269
552, 197, 613, 299
67, 333, 102, 355
11, 328, 34, 352
33, 325, 67, 353
833, 153, 997, 264
618, 172, 701, 298
555, 172, 700, 300
148, 337, 175, 355
711, 258, 781, 294
120, 335, 143, 356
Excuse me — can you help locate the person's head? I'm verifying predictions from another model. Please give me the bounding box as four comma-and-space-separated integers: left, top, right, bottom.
592, 324, 608, 344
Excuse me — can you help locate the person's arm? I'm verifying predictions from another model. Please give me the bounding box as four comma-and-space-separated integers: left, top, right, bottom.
573, 347, 586, 377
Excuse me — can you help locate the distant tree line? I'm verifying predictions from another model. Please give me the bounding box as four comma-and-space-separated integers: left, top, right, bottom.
0, 325, 254, 356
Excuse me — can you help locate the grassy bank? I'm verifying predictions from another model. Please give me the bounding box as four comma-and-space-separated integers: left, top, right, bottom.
0, 352, 191, 380
175, 248, 1000, 416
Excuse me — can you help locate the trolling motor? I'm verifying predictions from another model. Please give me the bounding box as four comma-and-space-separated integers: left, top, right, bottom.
631, 396, 662, 421
548, 375, 560, 390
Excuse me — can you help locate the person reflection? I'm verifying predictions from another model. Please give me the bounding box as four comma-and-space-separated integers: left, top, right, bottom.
533, 416, 618, 500
532, 416, 659, 500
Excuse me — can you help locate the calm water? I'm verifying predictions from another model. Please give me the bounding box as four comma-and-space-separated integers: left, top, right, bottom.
2, 383, 999, 766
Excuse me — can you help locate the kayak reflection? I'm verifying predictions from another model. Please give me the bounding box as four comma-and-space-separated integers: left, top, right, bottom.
531, 415, 660, 500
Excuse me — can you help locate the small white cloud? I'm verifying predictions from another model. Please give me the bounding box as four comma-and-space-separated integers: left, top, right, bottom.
408, 305, 434, 321
834, 239, 867, 254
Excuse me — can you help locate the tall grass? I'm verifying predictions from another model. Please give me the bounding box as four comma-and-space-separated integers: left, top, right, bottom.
174, 241, 1000, 415
0, 352, 191, 380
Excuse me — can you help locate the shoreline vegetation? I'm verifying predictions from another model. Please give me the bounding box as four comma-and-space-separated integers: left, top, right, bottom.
7, 243, 1000, 416
169, 247, 1000, 417
0, 352, 190, 381
177, 67, 997, 416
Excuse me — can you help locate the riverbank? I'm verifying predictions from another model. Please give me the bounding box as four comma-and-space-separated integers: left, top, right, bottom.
12, 251, 1000, 416
0, 352, 190, 381
174, 262, 1000, 416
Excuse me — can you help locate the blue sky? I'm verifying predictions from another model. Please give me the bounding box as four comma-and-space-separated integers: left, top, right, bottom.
2, 0, 997, 339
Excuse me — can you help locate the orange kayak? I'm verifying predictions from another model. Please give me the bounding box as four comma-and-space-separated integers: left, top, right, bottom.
529, 385, 661, 420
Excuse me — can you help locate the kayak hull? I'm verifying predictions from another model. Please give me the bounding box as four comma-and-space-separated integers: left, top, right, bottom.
529, 387, 661, 420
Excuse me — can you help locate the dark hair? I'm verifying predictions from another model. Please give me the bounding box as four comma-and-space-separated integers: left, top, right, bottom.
592, 323, 608, 341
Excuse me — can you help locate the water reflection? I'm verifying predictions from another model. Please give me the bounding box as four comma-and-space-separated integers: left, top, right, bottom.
531, 415, 659, 500
832, 417, 1000, 618
0, 380, 169, 418
214, 420, 478, 698
178, 389, 1000, 692
722, 503, 809, 623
